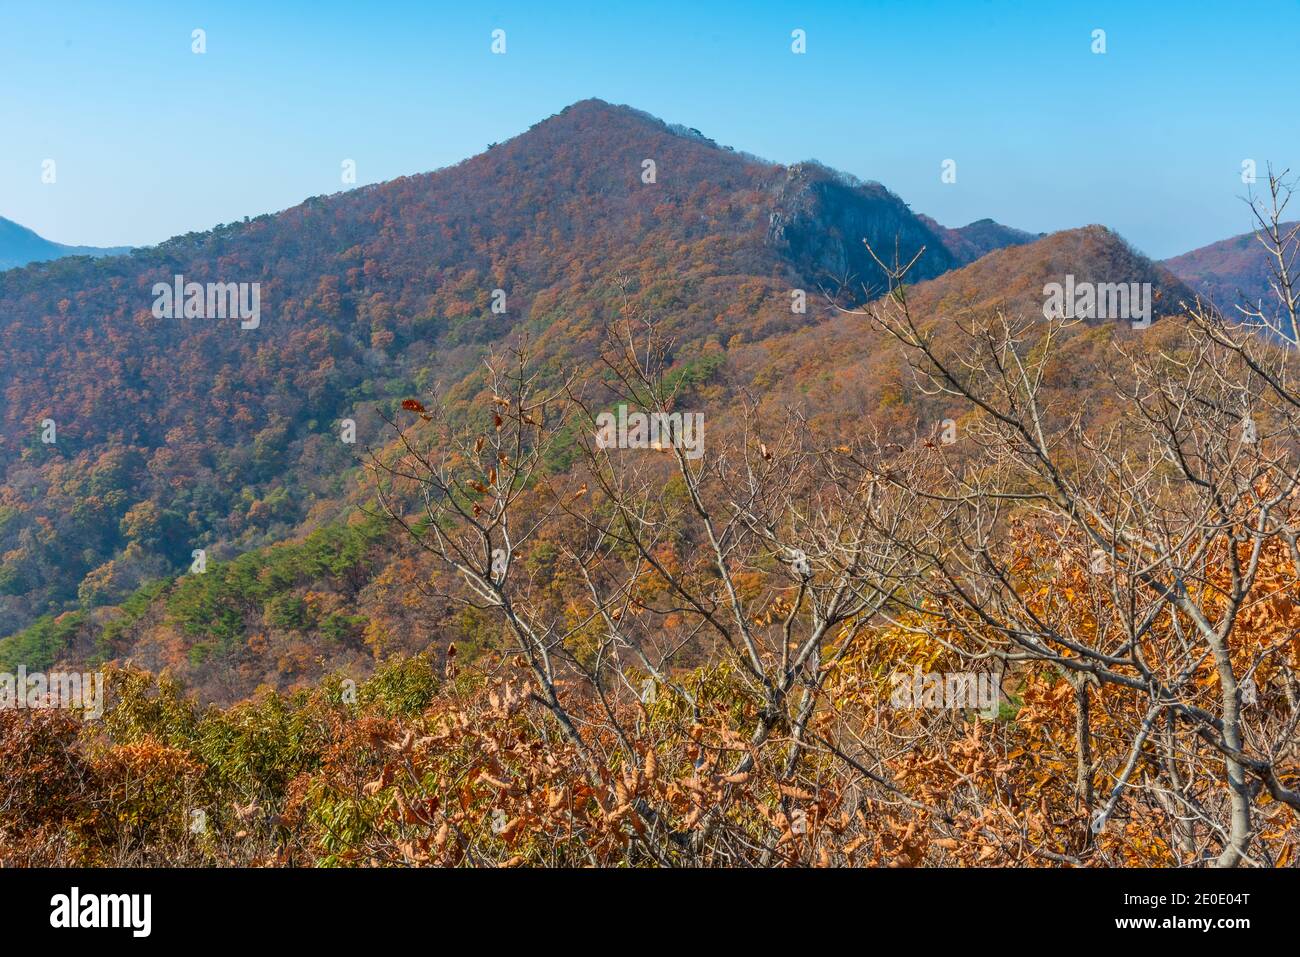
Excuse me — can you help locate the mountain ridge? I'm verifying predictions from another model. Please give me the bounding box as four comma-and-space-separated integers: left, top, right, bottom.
0, 98, 1242, 703
0, 216, 131, 271
1162, 220, 1300, 314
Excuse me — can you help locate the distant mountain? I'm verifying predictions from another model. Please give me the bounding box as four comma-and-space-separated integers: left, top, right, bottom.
918, 215, 1043, 265
1162, 222, 1299, 315
0, 216, 131, 271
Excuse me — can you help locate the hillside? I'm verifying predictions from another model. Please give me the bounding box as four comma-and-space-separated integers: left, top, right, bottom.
9, 211, 1294, 873
1162, 221, 1299, 315
0, 99, 965, 661
731, 224, 1198, 441
0, 102, 1208, 705
0, 216, 131, 271
8, 223, 1199, 703
908, 223, 1194, 320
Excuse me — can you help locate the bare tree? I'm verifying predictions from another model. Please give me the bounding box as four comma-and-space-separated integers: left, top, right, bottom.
1237, 166, 1300, 345
854, 221, 1300, 866
365, 302, 930, 864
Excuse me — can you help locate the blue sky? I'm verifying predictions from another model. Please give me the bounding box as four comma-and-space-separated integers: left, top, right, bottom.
1, 0, 1295, 259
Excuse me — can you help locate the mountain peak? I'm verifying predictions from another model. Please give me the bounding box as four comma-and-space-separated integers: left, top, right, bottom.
917, 214, 1043, 265
906, 224, 1195, 322
555, 97, 643, 119
522, 99, 733, 153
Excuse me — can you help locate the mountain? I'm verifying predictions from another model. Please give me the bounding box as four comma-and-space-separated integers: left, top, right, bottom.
0, 100, 969, 643
767, 162, 959, 298
905, 223, 1195, 320
730, 224, 1198, 443
67, 225, 1198, 703
1162, 222, 1299, 315
918, 214, 1042, 264
0, 216, 131, 271
0, 99, 1198, 702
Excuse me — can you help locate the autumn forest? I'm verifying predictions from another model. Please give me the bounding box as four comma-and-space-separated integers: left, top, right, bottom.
1, 96, 1298, 884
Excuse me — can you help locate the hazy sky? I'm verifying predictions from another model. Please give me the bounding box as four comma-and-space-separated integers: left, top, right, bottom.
2, 0, 1296, 259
